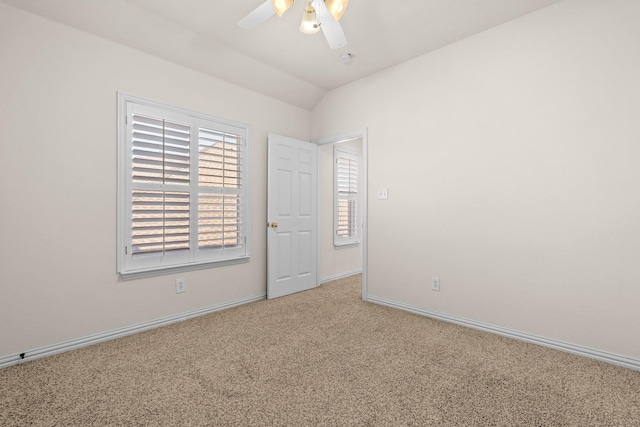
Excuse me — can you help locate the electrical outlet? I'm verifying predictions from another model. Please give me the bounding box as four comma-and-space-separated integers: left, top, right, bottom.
431, 277, 440, 291
175, 278, 186, 294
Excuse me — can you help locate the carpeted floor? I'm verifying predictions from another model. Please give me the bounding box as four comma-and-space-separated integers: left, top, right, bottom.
1, 274, 639, 426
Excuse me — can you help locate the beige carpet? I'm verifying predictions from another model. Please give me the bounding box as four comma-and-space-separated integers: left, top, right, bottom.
1, 274, 639, 426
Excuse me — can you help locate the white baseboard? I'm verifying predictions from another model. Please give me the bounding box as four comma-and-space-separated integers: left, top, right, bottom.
319, 269, 362, 284
367, 295, 640, 372
0, 293, 266, 370
6, 290, 636, 372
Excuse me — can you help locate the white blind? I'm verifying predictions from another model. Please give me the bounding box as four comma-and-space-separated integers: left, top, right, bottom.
119, 95, 250, 276
131, 190, 190, 257
198, 194, 242, 249
198, 127, 244, 251
131, 113, 191, 258
335, 150, 359, 245
198, 128, 242, 188
131, 114, 190, 186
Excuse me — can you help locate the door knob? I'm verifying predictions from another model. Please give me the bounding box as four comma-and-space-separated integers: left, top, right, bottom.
270, 222, 278, 228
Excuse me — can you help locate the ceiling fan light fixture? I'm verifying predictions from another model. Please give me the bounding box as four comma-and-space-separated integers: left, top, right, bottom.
324, 0, 349, 21
300, 3, 320, 34
272, 0, 295, 17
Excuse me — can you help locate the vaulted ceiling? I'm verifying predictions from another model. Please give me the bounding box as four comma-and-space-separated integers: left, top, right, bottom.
1, 0, 564, 110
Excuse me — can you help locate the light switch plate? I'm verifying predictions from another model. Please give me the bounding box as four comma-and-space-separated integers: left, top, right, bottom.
378, 188, 388, 200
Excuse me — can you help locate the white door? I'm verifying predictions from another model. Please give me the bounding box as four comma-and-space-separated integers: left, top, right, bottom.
267, 134, 318, 299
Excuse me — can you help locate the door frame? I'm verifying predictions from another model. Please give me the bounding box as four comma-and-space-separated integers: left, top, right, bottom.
313, 128, 369, 301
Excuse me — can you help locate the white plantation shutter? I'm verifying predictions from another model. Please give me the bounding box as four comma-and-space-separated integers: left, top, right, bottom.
198, 128, 241, 188
334, 148, 360, 246
131, 190, 190, 257
131, 114, 191, 260
197, 127, 244, 256
131, 114, 190, 186
118, 94, 250, 277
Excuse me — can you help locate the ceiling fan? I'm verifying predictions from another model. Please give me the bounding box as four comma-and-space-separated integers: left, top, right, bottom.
238, 0, 349, 49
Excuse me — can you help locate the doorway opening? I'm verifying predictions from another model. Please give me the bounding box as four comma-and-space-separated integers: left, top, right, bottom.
315, 129, 368, 300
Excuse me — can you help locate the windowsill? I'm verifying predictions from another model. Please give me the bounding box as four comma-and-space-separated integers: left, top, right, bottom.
334, 241, 360, 249
119, 256, 250, 281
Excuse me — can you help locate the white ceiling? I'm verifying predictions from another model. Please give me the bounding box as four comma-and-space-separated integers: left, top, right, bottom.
2, 0, 564, 110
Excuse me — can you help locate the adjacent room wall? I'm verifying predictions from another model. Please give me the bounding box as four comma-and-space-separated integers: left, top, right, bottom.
0, 3, 310, 358
312, 0, 640, 360
319, 138, 363, 281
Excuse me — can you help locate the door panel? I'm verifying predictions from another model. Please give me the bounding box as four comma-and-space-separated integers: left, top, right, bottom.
267, 134, 318, 299
277, 170, 292, 216
276, 232, 292, 280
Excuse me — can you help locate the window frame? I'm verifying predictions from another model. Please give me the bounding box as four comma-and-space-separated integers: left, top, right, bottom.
117, 93, 250, 280
333, 147, 360, 247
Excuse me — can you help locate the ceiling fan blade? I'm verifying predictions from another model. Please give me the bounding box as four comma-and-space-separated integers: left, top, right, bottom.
315, 0, 348, 49
238, 1, 276, 30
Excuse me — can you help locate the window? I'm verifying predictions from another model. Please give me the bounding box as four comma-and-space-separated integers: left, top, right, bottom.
334, 148, 359, 246
117, 94, 250, 278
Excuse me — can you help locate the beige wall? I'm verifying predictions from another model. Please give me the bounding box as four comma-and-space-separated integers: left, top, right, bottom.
312, 0, 640, 359
0, 4, 310, 357
319, 138, 363, 281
